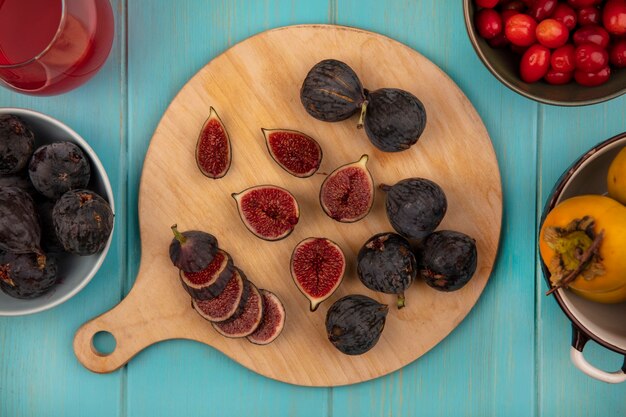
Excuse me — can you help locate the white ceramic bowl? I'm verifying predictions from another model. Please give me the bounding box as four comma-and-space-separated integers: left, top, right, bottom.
541, 132, 626, 383
0, 108, 115, 316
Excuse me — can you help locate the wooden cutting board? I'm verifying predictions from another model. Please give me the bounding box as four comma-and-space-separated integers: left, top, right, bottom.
74, 24, 502, 387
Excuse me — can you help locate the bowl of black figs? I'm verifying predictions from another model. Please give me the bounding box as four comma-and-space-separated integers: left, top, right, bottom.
463, 0, 626, 106
0, 108, 115, 316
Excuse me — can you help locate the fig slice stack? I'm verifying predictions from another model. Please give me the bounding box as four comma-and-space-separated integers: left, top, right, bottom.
262, 128, 322, 178
290, 237, 346, 311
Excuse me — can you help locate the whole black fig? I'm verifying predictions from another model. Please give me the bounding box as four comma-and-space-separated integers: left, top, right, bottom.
0, 115, 34, 174
357, 232, 417, 308
421, 230, 477, 292
0, 251, 58, 299
28, 141, 91, 199
0, 187, 43, 257
326, 294, 388, 355
360, 88, 427, 152
381, 178, 447, 239
53, 189, 114, 255
300, 59, 365, 122
169, 224, 218, 272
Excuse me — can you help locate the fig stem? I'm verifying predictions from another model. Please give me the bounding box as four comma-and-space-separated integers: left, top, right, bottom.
397, 294, 406, 309
356, 100, 368, 130
171, 224, 187, 244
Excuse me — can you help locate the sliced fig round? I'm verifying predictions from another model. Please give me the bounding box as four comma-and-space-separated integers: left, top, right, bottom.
326, 294, 388, 355
193, 268, 250, 323
169, 225, 218, 273
357, 232, 417, 309
381, 178, 447, 240
180, 249, 234, 300
232, 185, 299, 241
195, 107, 232, 179
421, 230, 477, 292
247, 289, 286, 345
290, 237, 345, 312
359, 88, 427, 152
0, 187, 43, 258
262, 128, 322, 178
300, 59, 365, 122
212, 281, 264, 338
319, 154, 374, 223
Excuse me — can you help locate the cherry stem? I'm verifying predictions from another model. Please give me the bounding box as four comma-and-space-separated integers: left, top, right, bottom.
356, 100, 368, 130
171, 224, 187, 244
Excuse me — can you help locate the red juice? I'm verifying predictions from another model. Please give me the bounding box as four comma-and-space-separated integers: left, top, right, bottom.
0, 0, 114, 95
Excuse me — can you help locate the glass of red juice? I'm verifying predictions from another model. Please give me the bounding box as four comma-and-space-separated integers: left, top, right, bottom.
0, 0, 114, 95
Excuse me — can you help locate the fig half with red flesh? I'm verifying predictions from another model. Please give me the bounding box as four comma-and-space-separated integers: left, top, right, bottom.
193, 268, 249, 322
232, 185, 299, 241
319, 155, 374, 223
212, 281, 264, 338
180, 249, 234, 300
262, 128, 322, 178
169, 224, 218, 273
247, 289, 286, 345
195, 107, 232, 179
290, 237, 346, 312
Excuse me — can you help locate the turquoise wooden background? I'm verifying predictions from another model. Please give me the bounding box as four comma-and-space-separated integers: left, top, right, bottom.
1, 1, 626, 416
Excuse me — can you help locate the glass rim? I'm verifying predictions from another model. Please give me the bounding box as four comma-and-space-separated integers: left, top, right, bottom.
0, 0, 66, 69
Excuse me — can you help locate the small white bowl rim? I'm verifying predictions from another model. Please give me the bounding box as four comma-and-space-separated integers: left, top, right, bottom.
0, 107, 115, 316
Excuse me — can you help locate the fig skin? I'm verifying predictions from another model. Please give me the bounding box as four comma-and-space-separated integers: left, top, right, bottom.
53, 189, 113, 256
421, 230, 477, 292
357, 232, 417, 309
0, 187, 43, 257
361, 88, 427, 152
0, 251, 58, 299
326, 294, 388, 355
169, 224, 218, 273
0, 115, 35, 175
381, 178, 447, 240
300, 59, 365, 122
28, 141, 91, 200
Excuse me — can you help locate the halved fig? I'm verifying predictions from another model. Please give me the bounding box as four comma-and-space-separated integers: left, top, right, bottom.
247, 289, 286, 345
180, 249, 234, 300
169, 224, 218, 273
290, 237, 346, 312
232, 185, 299, 241
262, 128, 322, 178
193, 268, 249, 323
195, 107, 232, 179
319, 155, 374, 223
212, 281, 264, 338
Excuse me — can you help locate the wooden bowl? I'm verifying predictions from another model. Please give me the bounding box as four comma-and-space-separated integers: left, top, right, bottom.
463, 1, 626, 106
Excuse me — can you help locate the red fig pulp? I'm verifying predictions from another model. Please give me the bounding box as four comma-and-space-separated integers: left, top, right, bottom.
319, 155, 374, 223
180, 249, 234, 300
247, 289, 286, 345
195, 107, 231, 179
262, 128, 322, 178
290, 237, 346, 311
232, 185, 299, 241
193, 268, 249, 322
212, 281, 264, 338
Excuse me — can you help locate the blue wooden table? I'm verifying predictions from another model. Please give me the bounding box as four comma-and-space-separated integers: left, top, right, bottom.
1, 1, 626, 416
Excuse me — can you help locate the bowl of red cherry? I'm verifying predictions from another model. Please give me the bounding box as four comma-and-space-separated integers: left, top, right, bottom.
464, 0, 626, 106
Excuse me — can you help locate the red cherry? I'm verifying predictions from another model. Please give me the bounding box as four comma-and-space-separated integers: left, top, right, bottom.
551, 44, 576, 71
574, 66, 611, 86
506, 14, 538, 46
520, 44, 551, 82
567, 0, 601, 9
553, 4, 578, 29
573, 25, 611, 48
609, 39, 626, 67
603, 0, 626, 36
578, 7, 601, 25
530, 0, 558, 21
574, 43, 609, 72
476, 9, 503, 39
536, 19, 569, 48
476, 0, 500, 7
545, 69, 574, 84
502, 0, 526, 11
